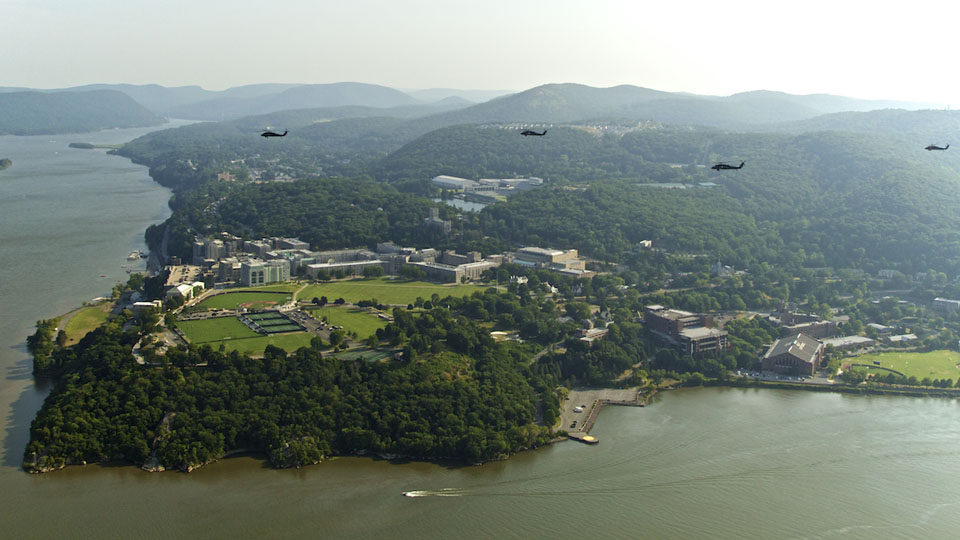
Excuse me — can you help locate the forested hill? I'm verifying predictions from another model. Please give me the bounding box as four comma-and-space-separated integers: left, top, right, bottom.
168, 82, 423, 120
0, 90, 164, 135
417, 83, 934, 128
378, 124, 960, 273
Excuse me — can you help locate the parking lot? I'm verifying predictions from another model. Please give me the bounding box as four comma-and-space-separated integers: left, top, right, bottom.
559, 388, 639, 433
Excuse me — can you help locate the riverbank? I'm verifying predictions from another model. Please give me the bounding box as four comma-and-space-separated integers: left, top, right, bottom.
709, 377, 960, 398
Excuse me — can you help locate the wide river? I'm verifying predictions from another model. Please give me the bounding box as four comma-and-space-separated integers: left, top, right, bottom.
3, 127, 960, 539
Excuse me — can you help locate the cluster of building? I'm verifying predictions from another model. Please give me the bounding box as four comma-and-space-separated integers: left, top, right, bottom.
643, 305, 729, 357
431, 175, 543, 202
177, 234, 596, 288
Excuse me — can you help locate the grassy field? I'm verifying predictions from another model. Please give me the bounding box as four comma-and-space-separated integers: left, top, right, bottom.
298, 277, 488, 306
232, 283, 303, 293
63, 303, 112, 346
197, 292, 293, 310
177, 316, 314, 356
306, 306, 387, 339
177, 317, 260, 342
852, 350, 960, 382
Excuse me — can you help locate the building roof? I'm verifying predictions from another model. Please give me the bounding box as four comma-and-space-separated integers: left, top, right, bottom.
679, 327, 726, 339
822, 335, 875, 348
518, 247, 564, 257
887, 333, 918, 342
764, 333, 823, 364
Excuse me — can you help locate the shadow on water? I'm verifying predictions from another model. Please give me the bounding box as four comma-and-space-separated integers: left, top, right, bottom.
3, 343, 53, 470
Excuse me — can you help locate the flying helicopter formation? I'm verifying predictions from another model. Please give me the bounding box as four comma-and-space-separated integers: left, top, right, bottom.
260, 128, 288, 138
925, 143, 949, 151
520, 129, 547, 137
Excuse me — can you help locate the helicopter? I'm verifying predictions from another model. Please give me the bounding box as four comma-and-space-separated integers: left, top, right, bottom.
520, 129, 547, 136
925, 144, 949, 151
711, 161, 745, 171
261, 128, 288, 138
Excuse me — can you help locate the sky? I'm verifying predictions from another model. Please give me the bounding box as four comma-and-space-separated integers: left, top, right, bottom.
3, 0, 960, 105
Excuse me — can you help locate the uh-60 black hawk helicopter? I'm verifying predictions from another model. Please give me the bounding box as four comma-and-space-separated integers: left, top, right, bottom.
711, 161, 745, 171
925, 143, 949, 151
520, 129, 547, 136
260, 128, 288, 138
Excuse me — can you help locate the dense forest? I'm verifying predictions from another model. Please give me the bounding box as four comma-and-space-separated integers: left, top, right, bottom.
25, 307, 553, 473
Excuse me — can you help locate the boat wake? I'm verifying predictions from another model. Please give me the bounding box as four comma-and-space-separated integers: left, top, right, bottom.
402, 488, 464, 498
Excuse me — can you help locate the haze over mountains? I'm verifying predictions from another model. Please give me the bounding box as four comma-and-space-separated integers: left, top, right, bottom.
0, 80, 944, 135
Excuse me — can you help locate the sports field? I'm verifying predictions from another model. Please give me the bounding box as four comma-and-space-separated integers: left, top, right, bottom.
177, 317, 260, 342
63, 303, 112, 346
852, 350, 960, 382
176, 316, 314, 356
307, 306, 387, 339
196, 292, 293, 310
298, 277, 487, 306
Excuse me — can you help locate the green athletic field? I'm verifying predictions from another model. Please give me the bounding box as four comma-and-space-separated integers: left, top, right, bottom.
298, 277, 487, 306
196, 292, 292, 310
852, 350, 960, 382
306, 306, 387, 339
176, 316, 314, 356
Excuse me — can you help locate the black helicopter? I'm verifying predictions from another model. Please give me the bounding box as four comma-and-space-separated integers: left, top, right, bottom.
520, 129, 547, 136
711, 161, 745, 171
925, 144, 949, 151
261, 129, 288, 138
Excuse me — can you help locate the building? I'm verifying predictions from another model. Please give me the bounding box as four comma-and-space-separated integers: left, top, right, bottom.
644, 305, 728, 356
933, 297, 960, 313
408, 260, 498, 283
644, 305, 714, 336
423, 207, 452, 234
781, 320, 837, 339
886, 333, 918, 344
131, 300, 163, 312
867, 323, 893, 335
511, 246, 593, 278
431, 175, 477, 191
762, 333, 824, 376
305, 260, 388, 279
822, 335, 876, 351
166, 281, 204, 301
241, 260, 290, 286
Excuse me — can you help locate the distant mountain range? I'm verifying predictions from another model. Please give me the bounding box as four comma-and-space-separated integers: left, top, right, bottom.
0, 80, 949, 136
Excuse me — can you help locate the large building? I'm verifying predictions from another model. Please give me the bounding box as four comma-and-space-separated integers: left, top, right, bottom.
644, 305, 728, 356
762, 333, 824, 376
241, 260, 290, 286
933, 297, 960, 313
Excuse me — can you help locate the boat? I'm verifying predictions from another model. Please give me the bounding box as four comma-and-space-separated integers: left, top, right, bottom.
127, 251, 141, 261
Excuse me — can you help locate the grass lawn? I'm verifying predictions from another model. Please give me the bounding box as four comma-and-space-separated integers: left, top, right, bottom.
852, 350, 960, 382
197, 292, 293, 310
233, 283, 303, 293
298, 277, 488, 306
176, 316, 315, 356
306, 306, 387, 339
63, 303, 112, 346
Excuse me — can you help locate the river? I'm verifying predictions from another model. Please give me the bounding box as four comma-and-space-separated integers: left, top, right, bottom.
3, 128, 960, 539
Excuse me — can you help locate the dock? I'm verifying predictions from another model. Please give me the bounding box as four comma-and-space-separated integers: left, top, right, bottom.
567, 432, 599, 444
560, 388, 646, 445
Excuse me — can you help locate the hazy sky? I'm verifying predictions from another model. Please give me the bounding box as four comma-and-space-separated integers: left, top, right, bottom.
4, 0, 959, 104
